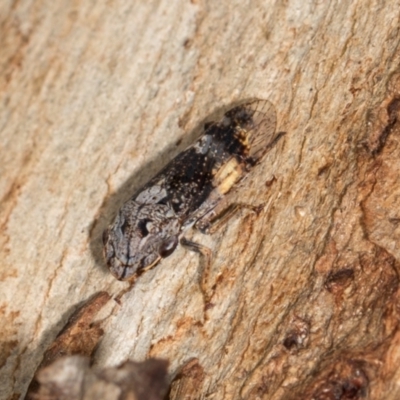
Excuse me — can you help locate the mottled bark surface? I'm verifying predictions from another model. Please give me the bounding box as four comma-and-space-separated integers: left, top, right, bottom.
1, 1, 400, 399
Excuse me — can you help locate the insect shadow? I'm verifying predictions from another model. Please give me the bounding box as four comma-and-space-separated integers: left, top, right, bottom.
88, 98, 263, 276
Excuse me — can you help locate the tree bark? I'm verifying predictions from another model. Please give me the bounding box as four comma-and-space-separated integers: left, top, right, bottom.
1, 1, 400, 399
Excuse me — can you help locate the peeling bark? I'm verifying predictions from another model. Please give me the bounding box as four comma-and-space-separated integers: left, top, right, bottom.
29, 356, 169, 400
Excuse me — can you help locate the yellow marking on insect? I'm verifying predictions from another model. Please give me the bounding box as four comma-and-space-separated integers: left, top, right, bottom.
213, 157, 244, 194
235, 127, 250, 155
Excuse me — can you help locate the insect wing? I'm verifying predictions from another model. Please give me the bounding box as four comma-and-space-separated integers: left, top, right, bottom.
226, 99, 278, 164
187, 99, 279, 225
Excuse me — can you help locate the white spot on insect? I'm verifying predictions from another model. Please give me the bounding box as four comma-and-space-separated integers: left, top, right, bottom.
194, 134, 212, 154
136, 186, 167, 204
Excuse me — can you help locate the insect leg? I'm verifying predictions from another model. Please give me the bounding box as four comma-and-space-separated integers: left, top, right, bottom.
180, 237, 212, 309
195, 201, 264, 235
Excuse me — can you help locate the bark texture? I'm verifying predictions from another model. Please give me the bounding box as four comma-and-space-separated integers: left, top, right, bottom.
1, 1, 400, 399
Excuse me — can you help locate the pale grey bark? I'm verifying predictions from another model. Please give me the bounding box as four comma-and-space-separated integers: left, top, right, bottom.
1, 1, 400, 399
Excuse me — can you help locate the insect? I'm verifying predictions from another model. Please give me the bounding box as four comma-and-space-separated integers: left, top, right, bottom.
103, 99, 280, 281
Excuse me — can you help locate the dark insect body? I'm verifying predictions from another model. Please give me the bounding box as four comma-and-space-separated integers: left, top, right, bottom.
103, 99, 279, 280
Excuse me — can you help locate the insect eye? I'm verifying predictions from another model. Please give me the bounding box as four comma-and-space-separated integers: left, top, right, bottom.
102, 229, 109, 245
137, 219, 150, 237
159, 236, 179, 258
